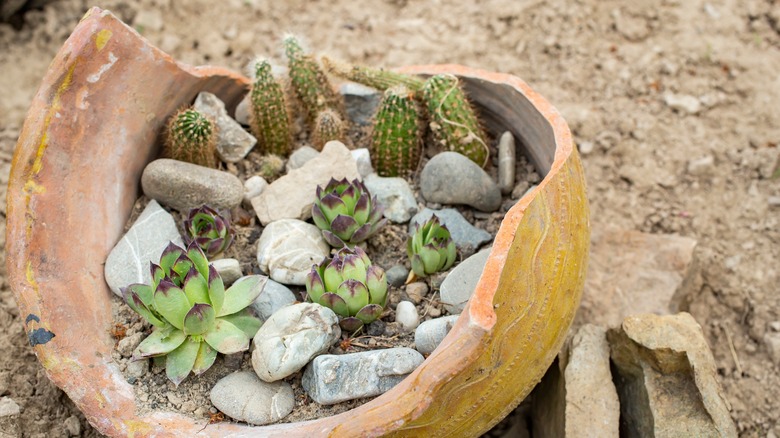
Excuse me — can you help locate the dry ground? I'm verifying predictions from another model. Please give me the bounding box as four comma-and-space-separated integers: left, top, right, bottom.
1, 0, 778, 436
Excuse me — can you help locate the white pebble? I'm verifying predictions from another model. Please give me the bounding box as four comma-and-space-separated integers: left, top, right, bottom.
395, 301, 419, 332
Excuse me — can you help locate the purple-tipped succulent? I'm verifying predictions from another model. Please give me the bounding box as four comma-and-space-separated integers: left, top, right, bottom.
407, 216, 457, 277
183, 205, 233, 257
312, 178, 387, 247
305, 246, 388, 332
121, 241, 265, 386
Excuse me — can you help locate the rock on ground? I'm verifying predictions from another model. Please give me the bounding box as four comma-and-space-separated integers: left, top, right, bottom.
211, 258, 242, 286
414, 315, 460, 355
395, 301, 419, 332
141, 159, 244, 211
340, 82, 381, 126
250, 279, 298, 322
364, 173, 418, 223
252, 303, 341, 382
104, 200, 183, 297
439, 249, 491, 314
302, 347, 424, 405
0, 397, 21, 437
193, 91, 257, 162
497, 131, 516, 194
419, 151, 501, 212
607, 313, 737, 438
251, 141, 360, 225
256, 219, 330, 285
285, 146, 319, 172
210, 371, 294, 425
577, 224, 699, 328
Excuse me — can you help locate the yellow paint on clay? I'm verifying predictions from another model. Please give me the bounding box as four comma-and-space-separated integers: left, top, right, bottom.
95, 29, 112, 51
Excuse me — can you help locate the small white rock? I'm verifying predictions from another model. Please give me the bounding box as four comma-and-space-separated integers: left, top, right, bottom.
351, 148, 374, 177
687, 155, 715, 176
579, 141, 595, 155
243, 176, 268, 209
497, 132, 516, 195
256, 219, 330, 285
211, 258, 242, 286
286, 146, 320, 172
664, 93, 701, 115
210, 371, 295, 425
414, 315, 460, 355
235, 94, 250, 125
395, 301, 420, 332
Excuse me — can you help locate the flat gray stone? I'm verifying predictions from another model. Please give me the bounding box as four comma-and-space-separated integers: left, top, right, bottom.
414, 315, 460, 355
211, 258, 242, 286
210, 371, 294, 425
439, 249, 491, 314
497, 131, 516, 195
194, 92, 257, 162
302, 347, 424, 405
386, 265, 409, 288
234, 93, 250, 125
243, 175, 268, 209
104, 200, 183, 297
420, 152, 501, 212
251, 279, 298, 321
252, 303, 341, 382
256, 219, 330, 285
142, 159, 244, 211
340, 82, 381, 126
351, 148, 374, 177
409, 208, 492, 257
395, 301, 419, 332
286, 146, 320, 172
251, 141, 360, 225
364, 173, 418, 223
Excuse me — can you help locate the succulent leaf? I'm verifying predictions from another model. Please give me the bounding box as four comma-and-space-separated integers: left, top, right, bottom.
319, 293, 350, 317
184, 206, 233, 257
407, 216, 458, 277
133, 325, 187, 359
207, 265, 225, 315
355, 304, 384, 324
123, 288, 166, 327
192, 342, 218, 376
218, 275, 266, 317
159, 243, 184, 273
183, 303, 216, 335
165, 336, 200, 387
312, 178, 386, 246
186, 242, 210, 279
153, 280, 191, 330
219, 308, 263, 339
203, 319, 250, 355
183, 267, 210, 305
306, 268, 326, 304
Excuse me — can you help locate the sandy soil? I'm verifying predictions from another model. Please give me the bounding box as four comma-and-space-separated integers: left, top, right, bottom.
1, 0, 778, 436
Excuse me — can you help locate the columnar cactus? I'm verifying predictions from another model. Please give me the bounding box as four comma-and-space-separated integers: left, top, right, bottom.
305, 247, 388, 332
164, 108, 217, 168
311, 108, 345, 151
122, 242, 264, 385
422, 74, 490, 168
407, 216, 457, 277
321, 56, 425, 92
184, 205, 233, 257
283, 35, 343, 125
312, 178, 387, 247
369, 85, 423, 177
249, 58, 293, 156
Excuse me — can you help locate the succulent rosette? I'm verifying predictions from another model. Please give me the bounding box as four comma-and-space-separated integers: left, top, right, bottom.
407, 216, 457, 277
312, 178, 387, 247
305, 246, 388, 331
121, 241, 264, 385
183, 205, 233, 257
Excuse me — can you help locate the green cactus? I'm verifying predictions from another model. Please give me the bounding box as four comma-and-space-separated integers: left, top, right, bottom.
422, 74, 490, 168
311, 108, 346, 151
321, 56, 425, 92
369, 85, 423, 177
283, 35, 344, 125
165, 108, 217, 168
249, 59, 293, 156
257, 153, 285, 181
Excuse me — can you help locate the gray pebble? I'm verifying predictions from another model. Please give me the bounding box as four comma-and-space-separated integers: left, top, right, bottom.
211, 258, 242, 286
286, 146, 320, 172
395, 301, 419, 332
243, 175, 268, 209
234, 94, 250, 125
414, 315, 460, 354
439, 249, 491, 314
116, 333, 144, 358
250, 279, 298, 322
386, 265, 409, 288
351, 148, 374, 177
364, 173, 418, 223
210, 371, 294, 425
497, 132, 516, 195
302, 348, 424, 405
340, 82, 382, 126
193, 92, 257, 162
420, 152, 501, 212
141, 159, 244, 211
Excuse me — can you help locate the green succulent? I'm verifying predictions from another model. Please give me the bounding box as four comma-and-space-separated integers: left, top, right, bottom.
312, 177, 387, 247
305, 246, 388, 332
183, 205, 233, 257
407, 216, 457, 277
122, 242, 264, 386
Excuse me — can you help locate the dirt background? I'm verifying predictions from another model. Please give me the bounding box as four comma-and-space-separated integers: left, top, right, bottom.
1, 0, 778, 436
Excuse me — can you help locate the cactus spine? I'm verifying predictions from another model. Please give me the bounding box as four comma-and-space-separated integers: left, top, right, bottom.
369, 86, 423, 177
312, 108, 346, 151
283, 35, 344, 125
165, 108, 217, 168
249, 59, 293, 156
422, 74, 489, 167
322, 56, 425, 92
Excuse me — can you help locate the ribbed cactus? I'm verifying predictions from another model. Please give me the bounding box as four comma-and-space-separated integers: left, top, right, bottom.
283, 35, 343, 125
423, 74, 490, 168
249, 58, 293, 156
321, 56, 425, 92
369, 85, 423, 177
164, 108, 217, 168
312, 108, 346, 151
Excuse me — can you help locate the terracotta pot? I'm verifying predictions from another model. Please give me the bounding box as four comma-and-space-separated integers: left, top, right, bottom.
6, 7, 589, 437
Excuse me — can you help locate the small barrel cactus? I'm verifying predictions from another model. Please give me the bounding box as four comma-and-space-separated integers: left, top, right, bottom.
306, 246, 388, 331
249, 58, 293, 156
407, 216, 457, 278
321, 56, 425, 92
122, 242, 264, 385
312, 177, 387, 247
369, 85, 423, 177
422, 74, 490, 168
164, 108, 217, 168
312, 108, 346, 151
283, 35, 344, 125
184, 205, 233, 257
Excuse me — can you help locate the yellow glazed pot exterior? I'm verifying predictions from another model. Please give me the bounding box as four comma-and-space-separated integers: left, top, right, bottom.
5, 7, 589, 437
